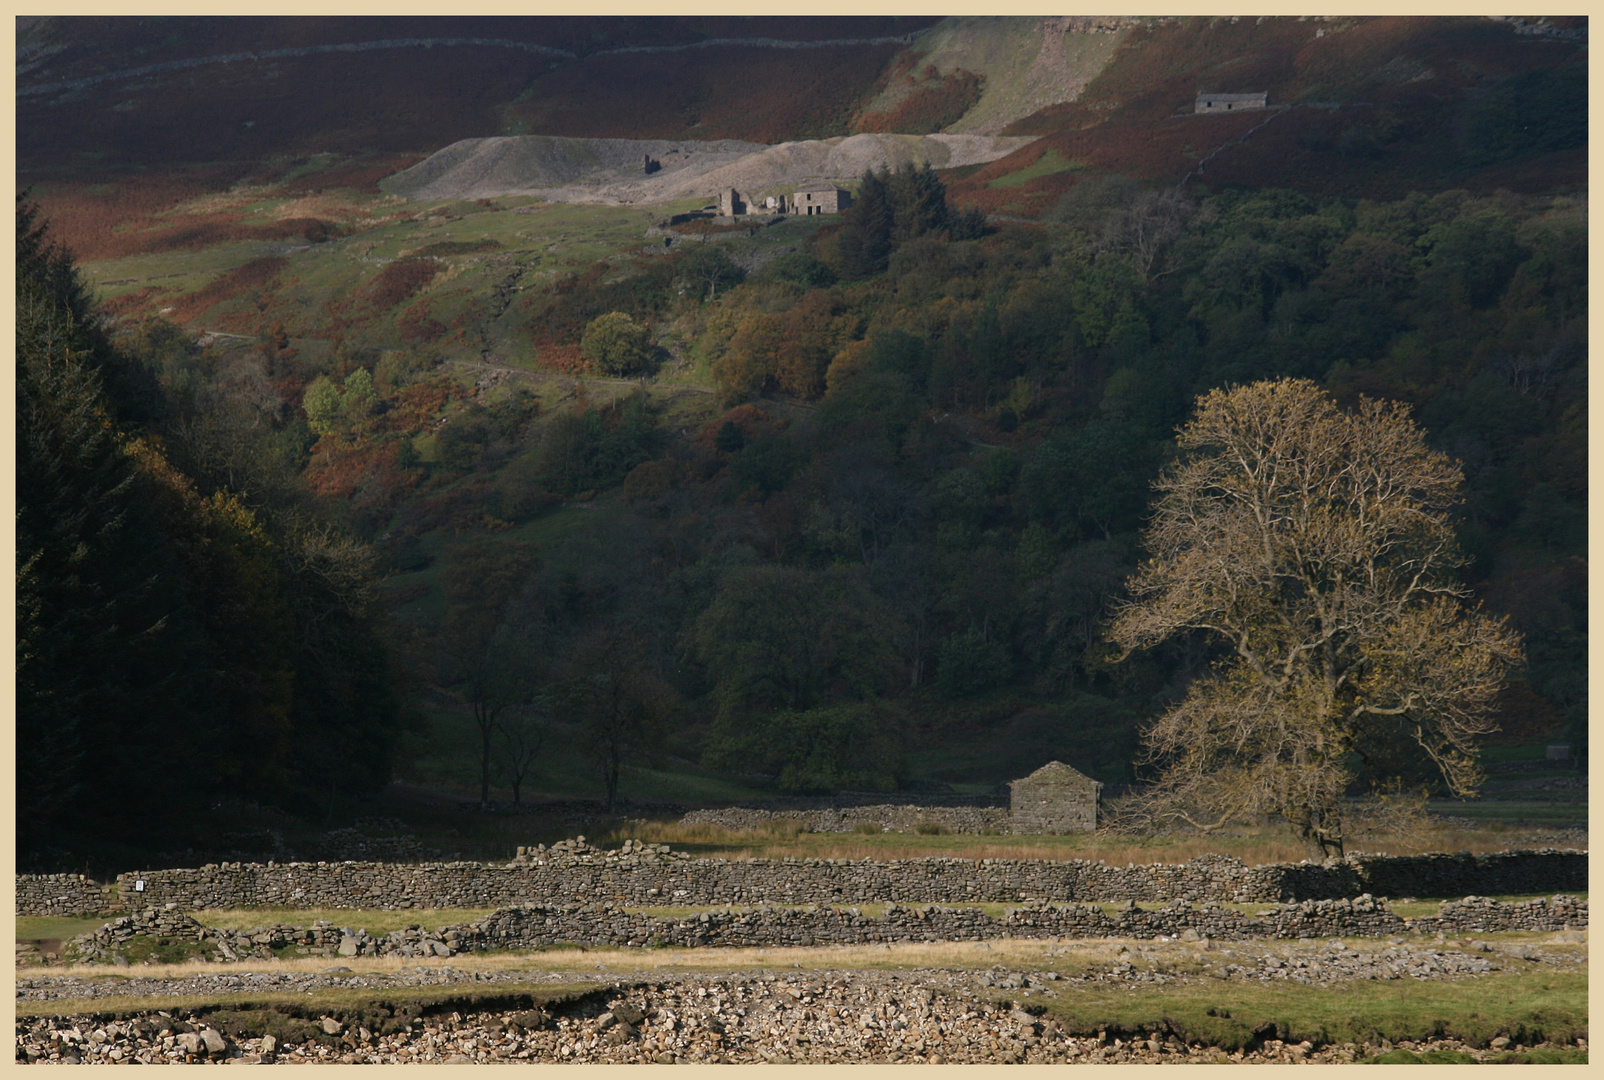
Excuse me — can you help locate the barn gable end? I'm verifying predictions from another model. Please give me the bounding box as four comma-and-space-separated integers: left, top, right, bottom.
1008, 760, 1102, 833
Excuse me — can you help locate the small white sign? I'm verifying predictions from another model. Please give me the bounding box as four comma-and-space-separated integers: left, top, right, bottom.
134, 880, 145, 892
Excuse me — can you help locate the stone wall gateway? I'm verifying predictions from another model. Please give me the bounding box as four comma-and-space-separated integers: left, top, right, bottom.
16, 847, 1586, 917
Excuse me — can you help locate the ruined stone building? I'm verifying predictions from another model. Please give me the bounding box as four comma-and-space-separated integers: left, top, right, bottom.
717, 182, 852, 218
1008, 761, 1102, 833
1195, 91, 1268, 113
790, 181, 850, 215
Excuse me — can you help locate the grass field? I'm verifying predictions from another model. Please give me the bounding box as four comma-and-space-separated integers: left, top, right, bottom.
1030, 968, 1588, 1054
602, 817, 1583, 866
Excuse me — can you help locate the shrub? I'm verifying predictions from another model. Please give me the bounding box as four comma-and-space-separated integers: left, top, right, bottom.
581, 312, 653, 375
852, 820, 882, 835
915, 820, 949, 835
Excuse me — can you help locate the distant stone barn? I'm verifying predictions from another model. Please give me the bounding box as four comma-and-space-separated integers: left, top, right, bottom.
789, 181, 851, 216
1008, 761, 1102, 833
1195, 91, 1268, 113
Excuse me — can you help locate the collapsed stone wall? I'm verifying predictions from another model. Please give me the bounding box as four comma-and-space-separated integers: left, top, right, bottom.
17, 848, 1586, 917
679, 805, 1010, 835
70, 893, 1587, 965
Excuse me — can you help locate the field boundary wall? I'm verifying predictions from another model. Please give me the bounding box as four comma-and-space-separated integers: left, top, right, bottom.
16, 848, 1585, 916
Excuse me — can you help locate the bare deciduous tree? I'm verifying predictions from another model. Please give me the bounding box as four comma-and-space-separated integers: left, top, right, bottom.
1097, 186, 1194, 282
497, 710, 546, 808
1109, 379, 1522, 858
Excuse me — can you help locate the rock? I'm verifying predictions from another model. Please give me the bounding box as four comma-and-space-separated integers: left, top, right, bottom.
337, 935, 360, 957
1179, 928, 1201, 941
199, 1027, 228, 1054
431, 941, 453, 957
321, 1018, 344, 1035
444, 1053, 473, 1063
259, 1035, 276, 1054
177, 1033, 203, 1055
1491, 1037, 1510, 1049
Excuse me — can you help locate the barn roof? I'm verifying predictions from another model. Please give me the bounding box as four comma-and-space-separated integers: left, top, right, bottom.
793, 181, 843, 193
1010, 760, 1102, 788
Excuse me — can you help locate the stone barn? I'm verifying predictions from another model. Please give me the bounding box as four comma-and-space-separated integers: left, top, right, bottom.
1195, 91, 1268, 113
789, 181, 850, 216
1008, 761, 1102, 833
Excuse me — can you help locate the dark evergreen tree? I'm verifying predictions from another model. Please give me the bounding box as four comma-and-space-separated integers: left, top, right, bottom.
889, 162, 950, 243
837, 168, 893, 280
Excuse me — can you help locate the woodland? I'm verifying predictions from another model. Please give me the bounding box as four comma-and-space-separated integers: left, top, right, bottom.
14, 15, 1586, 871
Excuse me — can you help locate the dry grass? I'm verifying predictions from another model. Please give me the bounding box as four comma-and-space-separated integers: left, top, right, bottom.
45, 927, 1584, 987
48, 936, 1160, 982
606, 819, 1547, 865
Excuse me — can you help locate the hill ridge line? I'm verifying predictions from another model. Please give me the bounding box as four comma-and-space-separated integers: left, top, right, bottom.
18, 33, 921, 99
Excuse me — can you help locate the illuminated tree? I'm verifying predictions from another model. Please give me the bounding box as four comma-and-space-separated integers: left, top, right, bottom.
1110, 379, 1522, 857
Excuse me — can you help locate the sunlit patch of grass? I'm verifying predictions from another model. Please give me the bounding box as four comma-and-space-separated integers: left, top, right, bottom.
988, 148, 1086, 188
1030, 968, 1588, 1052
14, 980, 604, 1021
15, 916, 107, 942
190, 908, 498, 936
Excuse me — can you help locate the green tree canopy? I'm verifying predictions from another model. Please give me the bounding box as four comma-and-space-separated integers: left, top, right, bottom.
581, 311, 654, 375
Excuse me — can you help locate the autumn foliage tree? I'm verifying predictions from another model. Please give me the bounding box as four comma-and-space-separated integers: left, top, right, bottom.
1109, 379, 1522, 858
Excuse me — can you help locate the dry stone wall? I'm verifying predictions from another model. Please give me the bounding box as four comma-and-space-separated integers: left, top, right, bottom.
460, 895, 1419, 949
680, 805, 1010, 834
68, 893, 1587, 965
16, 848, 1586, 917
16, 873, 117, 917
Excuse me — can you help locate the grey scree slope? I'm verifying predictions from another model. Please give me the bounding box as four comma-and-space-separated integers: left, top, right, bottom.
381, 133, 1033, 205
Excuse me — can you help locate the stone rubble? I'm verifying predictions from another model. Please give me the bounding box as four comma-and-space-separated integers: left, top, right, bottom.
13, 948, 1588, 1066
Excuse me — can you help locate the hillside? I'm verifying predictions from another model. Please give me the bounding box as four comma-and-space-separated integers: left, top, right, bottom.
382, 133, 1034, 205
15, 15, 1588, 871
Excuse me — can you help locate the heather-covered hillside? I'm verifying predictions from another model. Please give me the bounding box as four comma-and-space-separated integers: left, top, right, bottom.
16, 15, 1586, 870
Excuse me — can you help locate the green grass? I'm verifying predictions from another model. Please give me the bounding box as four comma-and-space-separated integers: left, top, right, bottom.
190, 908, 498, 935
14, 981, 602, 1022
16, 916, 107, 942
988, 149, 1085, 189
1027, 968, 1587, 1053
80, 240, 294, 302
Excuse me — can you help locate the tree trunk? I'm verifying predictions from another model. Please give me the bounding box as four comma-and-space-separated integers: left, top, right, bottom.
1298, 809, 1344, 861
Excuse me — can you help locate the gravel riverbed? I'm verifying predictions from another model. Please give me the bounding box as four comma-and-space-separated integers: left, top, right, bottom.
15, 933, 1587, 1065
